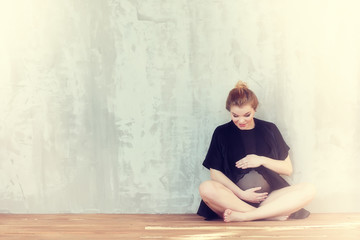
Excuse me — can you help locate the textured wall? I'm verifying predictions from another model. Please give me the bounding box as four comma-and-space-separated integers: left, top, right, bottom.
0, 0, 359, 213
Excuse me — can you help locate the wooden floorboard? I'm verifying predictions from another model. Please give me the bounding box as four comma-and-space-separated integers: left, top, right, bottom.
0, 213, 359, 239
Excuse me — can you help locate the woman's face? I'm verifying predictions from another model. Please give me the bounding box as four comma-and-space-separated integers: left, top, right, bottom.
230, 104, 256, 130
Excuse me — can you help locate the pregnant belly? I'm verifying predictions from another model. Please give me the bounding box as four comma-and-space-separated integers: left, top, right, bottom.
235, 169, 271, 193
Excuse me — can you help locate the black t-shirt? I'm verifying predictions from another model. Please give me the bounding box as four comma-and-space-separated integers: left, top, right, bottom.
202, 118, 290, 183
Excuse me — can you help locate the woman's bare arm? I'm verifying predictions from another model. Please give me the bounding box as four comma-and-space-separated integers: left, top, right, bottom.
210, 168, 268, 203
236, 154, 293, 176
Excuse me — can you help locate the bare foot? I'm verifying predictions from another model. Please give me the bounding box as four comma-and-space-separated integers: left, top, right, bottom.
223, 209, 247, 222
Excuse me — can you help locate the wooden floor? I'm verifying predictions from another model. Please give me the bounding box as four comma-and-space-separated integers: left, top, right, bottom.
0, 214, 359, 239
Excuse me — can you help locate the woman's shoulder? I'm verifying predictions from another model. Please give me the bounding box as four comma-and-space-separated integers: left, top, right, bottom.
212, 121, 234, 135
214, 121, 233, 131
255, 118, 277, 130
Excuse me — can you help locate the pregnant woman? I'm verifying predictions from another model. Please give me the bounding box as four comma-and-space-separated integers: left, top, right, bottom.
197, 81, 316, 222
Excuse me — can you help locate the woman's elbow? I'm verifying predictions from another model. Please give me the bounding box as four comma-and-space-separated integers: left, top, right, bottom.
210, 170, 215, 180
210, 168, 221, 180
284, 156, 293, 176
285, 169, 293, 176
284, 165, 293, 176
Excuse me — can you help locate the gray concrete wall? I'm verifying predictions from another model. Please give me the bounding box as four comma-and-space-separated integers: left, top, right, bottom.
0, 0, 359, 213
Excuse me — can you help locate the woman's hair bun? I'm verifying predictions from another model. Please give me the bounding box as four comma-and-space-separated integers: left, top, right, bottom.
226, 80, 258, 111
235, 81, 248, 89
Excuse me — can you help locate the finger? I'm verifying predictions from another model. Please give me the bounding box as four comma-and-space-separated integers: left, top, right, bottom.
257, 194, 268, 199
260, 196, 267, 202
257, 193, 268, 198
242, 162, 249, 169
253, 192, 267, 201
252, 187, 262, 191
236, 162, 247, 169
255, 195, 267, 202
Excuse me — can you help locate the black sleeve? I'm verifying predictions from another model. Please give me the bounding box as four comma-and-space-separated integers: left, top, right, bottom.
271, 123, 290, 160
202, 128, 225, 173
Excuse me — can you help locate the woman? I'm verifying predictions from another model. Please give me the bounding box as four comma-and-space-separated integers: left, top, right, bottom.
197, 81, 316, 222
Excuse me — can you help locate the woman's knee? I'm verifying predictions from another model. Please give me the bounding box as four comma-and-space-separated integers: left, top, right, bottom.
199, 180, 221, 200
305, 183, 316, 197
298, 182, 317, 200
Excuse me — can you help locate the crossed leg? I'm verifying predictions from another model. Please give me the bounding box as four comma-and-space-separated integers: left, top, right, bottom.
199, 180, 316, 222
199, 180, 256, 217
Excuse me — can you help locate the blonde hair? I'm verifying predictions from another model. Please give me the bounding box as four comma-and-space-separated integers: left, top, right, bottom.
225, 81, 259, 111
